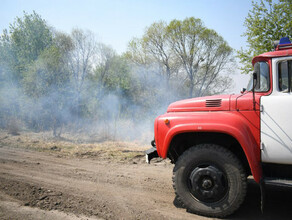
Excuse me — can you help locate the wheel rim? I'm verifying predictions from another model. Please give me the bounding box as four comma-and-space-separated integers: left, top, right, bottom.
188, 164, 228, 203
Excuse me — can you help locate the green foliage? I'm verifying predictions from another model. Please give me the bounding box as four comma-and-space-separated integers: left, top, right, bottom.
88, 46, 139, 119
0, 12, 234, 138
10, 11, 53, 76
124, 37, 152, 66
127, 17, 233, 97
0, 12, 74, 134
0, 11, 53, 83
238, 0, 292, 74
23, 46, 70, 97
0, 29, 17, 82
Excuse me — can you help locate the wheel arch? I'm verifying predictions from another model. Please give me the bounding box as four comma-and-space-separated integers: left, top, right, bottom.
167, 131, 257, 181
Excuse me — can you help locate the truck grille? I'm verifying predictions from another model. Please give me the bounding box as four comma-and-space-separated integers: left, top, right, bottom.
205, 99, 222, 107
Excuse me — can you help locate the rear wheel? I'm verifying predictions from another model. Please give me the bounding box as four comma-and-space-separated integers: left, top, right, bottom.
173, 144, 247, 218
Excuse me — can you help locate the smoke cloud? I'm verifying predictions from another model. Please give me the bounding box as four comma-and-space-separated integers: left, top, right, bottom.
0, 55, 184, 144
0, 13, 234, 145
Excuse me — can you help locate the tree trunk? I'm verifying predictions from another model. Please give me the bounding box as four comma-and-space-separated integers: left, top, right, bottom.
189, 83, 194, 98
189, 70, 194, 98
166, 65, 171, 90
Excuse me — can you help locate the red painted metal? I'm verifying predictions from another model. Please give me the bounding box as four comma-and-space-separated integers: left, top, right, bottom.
154, 93, 263, 182
153, 46, 292, 183
153, 51, 281, 183
252, 48, 292, 65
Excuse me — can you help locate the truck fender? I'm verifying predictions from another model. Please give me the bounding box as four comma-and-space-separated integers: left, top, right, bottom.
162, 122, 262, 183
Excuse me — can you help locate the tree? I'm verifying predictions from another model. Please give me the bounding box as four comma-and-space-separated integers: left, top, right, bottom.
167, 17, 233, 97
125, 37, 151, 66
22, 44, 72, 135
89, 44, 135, 118
69, 28, 97, 91
9, 11, 53, 79
0, 11, 54, 132
126, 22, 179, 89
195, 29, 233, 96
0, 29, 15, 81
68, 28, 97, 118
142, 21, 178, 87
126, 17, 233, 98
238, 0, 292, 74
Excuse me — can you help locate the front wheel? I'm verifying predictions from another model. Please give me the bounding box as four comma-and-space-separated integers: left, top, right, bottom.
173, 144, 247, 218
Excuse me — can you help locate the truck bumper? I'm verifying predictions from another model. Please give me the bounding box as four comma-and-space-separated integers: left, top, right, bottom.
145, 147, 158, 164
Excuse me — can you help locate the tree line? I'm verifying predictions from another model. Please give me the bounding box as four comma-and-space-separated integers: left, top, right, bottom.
0, 11, 234, 138
238, 0, 292, 74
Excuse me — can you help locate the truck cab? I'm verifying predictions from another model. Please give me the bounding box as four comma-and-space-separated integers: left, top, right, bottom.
146, 37, 292, 218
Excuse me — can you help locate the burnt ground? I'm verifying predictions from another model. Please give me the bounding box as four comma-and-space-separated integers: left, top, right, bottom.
1, 132, 292, 219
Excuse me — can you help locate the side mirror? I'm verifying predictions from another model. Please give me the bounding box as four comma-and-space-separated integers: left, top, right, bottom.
240, 88, 246, 94
252, 72, 258, 91
252, 72, 258, 111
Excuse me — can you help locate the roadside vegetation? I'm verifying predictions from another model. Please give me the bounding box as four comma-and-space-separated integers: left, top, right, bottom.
1, 0, 290, 141
237, 0, 292, 73
0, 12, 234, 140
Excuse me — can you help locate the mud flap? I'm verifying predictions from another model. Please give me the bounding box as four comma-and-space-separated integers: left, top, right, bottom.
145, 147, 158, 164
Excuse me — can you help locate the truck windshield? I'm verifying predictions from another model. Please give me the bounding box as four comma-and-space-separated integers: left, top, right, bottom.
247, 62, 270, 92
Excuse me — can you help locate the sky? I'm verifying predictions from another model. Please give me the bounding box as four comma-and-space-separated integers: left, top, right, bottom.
0, 0, 255, 92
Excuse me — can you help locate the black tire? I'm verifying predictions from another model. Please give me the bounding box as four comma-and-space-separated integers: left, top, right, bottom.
173, 144, 247, 218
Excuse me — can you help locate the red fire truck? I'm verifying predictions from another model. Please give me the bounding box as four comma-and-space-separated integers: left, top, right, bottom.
146, 37, 292, 217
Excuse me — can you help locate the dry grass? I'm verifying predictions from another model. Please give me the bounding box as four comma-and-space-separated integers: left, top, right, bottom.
0, 129, 150, 163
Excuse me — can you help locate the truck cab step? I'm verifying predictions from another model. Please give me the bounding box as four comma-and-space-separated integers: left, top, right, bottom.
264, 177, 292, 188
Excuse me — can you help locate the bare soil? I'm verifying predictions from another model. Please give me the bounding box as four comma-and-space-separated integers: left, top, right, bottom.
1, 131, 292, 220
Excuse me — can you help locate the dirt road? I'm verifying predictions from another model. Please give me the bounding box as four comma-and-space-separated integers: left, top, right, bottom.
1, 145, 292, 220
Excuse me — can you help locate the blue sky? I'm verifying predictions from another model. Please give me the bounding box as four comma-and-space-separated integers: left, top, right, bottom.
1, 0, 253, 53
0, 0, 255, 91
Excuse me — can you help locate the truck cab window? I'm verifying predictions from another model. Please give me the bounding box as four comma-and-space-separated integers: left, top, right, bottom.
278, 60, 292, 92
247, 62, 270, 92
